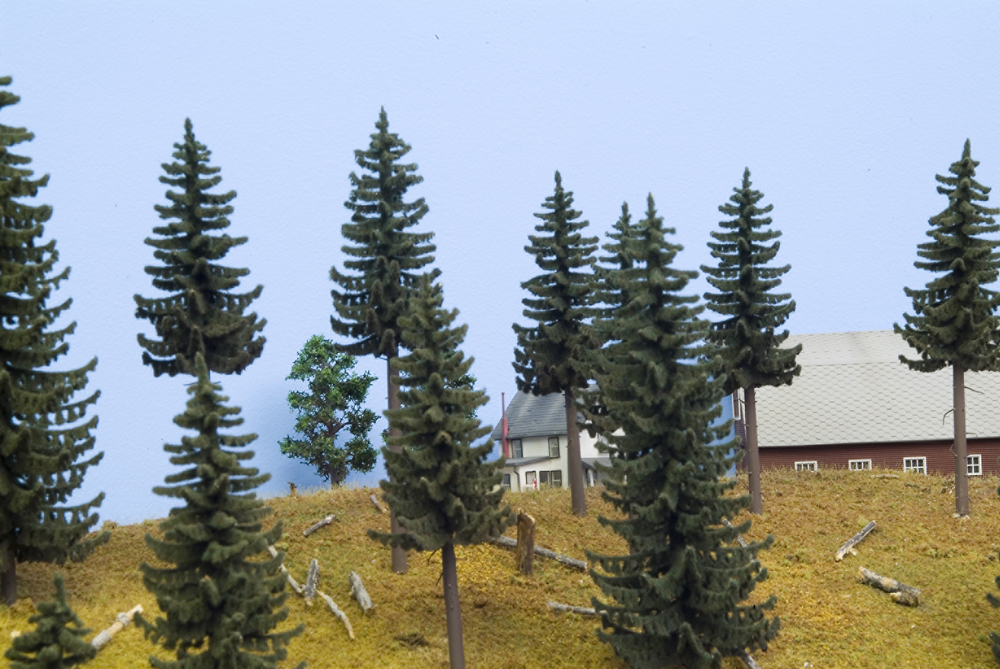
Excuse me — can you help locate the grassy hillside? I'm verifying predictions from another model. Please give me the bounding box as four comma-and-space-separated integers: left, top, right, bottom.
3, 469, 1000, 668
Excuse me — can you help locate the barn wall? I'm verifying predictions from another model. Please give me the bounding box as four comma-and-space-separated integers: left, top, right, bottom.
748, 439, 1000, 476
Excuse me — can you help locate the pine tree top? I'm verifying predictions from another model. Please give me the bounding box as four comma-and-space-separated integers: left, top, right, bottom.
371, 275, 514, 551
512, 171, 600, 397
331, 108, 438, 359
896, 139, 1000, 373
135, 119, 266, 377
701, 168, 800, 394
4, 573, 96, 668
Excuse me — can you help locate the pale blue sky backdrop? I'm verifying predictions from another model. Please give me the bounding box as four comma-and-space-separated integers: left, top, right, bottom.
3, 2, 1000, 523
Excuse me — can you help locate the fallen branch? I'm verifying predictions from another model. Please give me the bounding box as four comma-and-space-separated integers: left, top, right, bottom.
492, 535, 587, 571
304, 559, 320, 607
303, 514, 338, 537
858, 566, 921, 606
547, 600, 597, 616
370, 494, 386, 514
722, 518, 748, 548
836, 521, 876, 561
317, 590, 355, 640
739, 650, 762, 669
267, 545, 303, 595
349, 571, 375, 615
872, 474, 899, 479
91, 605, 142, 650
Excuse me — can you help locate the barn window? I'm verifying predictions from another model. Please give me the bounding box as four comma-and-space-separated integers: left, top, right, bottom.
903, 457, 926, 474
794, 461, 818, 472
849, 459, 872, 471
967, 454, 982, 476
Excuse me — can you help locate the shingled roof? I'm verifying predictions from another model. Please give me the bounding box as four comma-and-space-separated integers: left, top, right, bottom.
489, 389, 569, 441
755, 330, 1000, 447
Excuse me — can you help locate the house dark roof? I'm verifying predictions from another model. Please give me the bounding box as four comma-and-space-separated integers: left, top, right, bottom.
755, 330, 1000, 447
490, 389, 569, 441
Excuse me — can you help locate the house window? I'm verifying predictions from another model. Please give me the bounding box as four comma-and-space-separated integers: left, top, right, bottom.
903, 457, 926, 474
539, 470, 562, 488
732, 392, 742, 420
849, 459, 872, 471
548, 437, 560, 458
501, 473, 511, 491
510, 439, 523, 459
525, 471, 537, 489
794, 461, 818, 472
968, 454, 982, 476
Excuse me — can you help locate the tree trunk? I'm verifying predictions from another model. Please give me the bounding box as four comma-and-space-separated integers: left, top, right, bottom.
1, 544, 15, 606
954, 363, 969, 516
564, 391, 586, 516
387, 354, 407, 573
745, 385, 762, 515
441, 541, 466, 669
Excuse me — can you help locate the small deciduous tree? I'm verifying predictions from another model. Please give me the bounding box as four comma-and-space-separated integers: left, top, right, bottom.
3, 573, 96, 668
512, 171, 600, 516
279, 335, 377, 487
136, 353, 304, 669
370, 275, 515, 669
701, 168, 800, 514
588, 195, 779, 669
135, 118, 266, 378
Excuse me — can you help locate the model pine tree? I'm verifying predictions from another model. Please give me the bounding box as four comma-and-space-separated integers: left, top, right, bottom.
279, 335, 378, 486
702, 168, 800, 514
370, 275, 515, 669
588, 195, 779, 669
0, 76, 109, 607
331, 108, 437, 573
136, 354, 304, 669
895, 140, 1000, 517
3, 573, 96, 668
512, 171, 600, 516
135, 118, 265, 378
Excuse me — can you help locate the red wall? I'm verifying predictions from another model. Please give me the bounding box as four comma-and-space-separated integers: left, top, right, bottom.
747, 439, 1000, 476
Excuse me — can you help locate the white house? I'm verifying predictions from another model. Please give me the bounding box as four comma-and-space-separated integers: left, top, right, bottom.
489, 389, 610, 492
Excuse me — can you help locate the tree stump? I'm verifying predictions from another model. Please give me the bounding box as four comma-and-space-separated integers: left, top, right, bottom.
515, 511, 536, 575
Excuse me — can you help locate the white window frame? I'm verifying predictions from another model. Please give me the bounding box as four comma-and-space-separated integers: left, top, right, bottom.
548, 436, 560, 459
967, 454, 982, 476
794, 461, 818, 472
539, 470, 563, 488
849, 459, 872, 471
903, 457, 926, 474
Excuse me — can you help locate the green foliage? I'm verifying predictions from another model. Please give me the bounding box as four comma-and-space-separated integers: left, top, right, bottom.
134, 118, 266, 378
331, 108, 438, 360
512, 171, 600, 397
279, 335, 378, 486
370, 276, 515, 552
3, 573, 96, 668
895, 139, 1000, 372
136, 354, 304, 669
587, 195, 779, 669
0, 75, 108, 594
702, 168, 800, 395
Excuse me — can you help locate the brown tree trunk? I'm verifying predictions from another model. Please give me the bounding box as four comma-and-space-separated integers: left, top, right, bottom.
954, 363, 969, 516
564, 391, 587, 516
441, 541, 466, 669
515, 511, 536, 575
387, 354, 407, 573
745, 385, 762, 515
1, 544, 15, 606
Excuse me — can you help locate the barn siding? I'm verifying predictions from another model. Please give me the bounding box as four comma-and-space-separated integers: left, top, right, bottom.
744, 439, 1000, 476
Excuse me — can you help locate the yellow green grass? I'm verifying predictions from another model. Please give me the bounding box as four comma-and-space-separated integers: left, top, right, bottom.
3, 469, 1000, 668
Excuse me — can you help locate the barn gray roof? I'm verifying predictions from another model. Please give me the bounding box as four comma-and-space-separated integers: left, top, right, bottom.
755, 330, 1000, 447
489, 389, 570, 441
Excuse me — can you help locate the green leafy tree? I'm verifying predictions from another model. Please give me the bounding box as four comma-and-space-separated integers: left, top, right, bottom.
588, 195, 779, 669
3, 573, 96, 668
279, 335, 378, 487
701, 168, 800, 514
136, 354, 304, 669
895, 140, 1000, 517
135, 118, 266, 378
330, 108, 437, 573
0, 76, 108, 606
512, 171, 600, 516
370, 275, 515, 669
